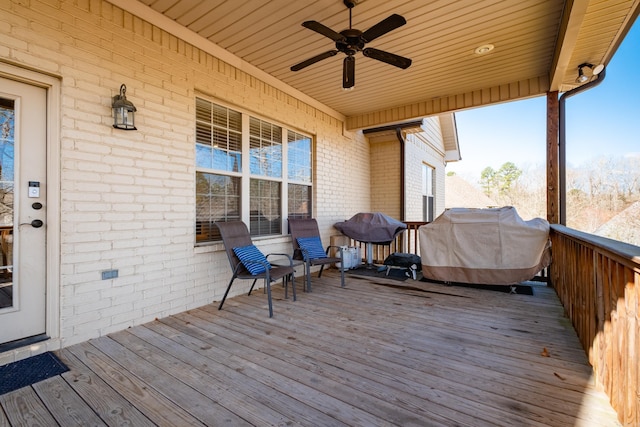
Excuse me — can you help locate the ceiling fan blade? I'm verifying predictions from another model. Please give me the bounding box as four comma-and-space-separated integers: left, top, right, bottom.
302, 21, 345, 42
291, 50, 338, 71
343, 55, 355, 89
363, 48, 412, 69
361, 14, 406, 43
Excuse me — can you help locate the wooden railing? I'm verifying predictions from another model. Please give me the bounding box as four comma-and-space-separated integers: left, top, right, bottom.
550, 225, 640, 426
347, 221, 427, 263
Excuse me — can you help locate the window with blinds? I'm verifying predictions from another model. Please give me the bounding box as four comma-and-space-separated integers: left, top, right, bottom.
195, 97, 312, 242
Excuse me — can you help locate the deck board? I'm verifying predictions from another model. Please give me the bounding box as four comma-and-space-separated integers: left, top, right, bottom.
0, 270, 622, 426
61, 344, 176, 426
0, 386, 58, 426
32, 375, 108, 426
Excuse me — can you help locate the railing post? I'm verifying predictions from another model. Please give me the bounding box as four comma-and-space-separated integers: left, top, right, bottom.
546, 91, 560, 225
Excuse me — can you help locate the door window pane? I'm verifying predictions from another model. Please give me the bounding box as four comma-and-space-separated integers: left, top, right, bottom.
0, 98, 14, 308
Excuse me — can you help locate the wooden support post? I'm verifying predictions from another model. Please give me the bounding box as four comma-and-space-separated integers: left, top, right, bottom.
546, 91, 559, 224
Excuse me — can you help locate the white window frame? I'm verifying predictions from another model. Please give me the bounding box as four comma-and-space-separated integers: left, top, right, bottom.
195, 97, 313, 243
422, 163, 435, 222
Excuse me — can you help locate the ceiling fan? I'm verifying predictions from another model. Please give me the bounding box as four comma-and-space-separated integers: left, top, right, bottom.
290, 0, 412, 89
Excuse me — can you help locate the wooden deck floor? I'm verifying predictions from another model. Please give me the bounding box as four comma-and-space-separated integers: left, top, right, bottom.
0, 270, 621, 426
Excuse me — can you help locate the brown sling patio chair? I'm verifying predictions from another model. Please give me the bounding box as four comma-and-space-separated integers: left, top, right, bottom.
216, 221, 296, 318
288, 218, 345, 292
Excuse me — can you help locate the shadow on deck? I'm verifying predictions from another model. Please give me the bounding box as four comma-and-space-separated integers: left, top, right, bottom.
0, 269, 621, 426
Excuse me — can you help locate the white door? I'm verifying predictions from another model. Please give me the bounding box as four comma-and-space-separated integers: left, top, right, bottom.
0, 77, 47, 345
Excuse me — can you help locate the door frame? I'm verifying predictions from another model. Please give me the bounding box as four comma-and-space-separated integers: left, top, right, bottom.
0, 61, 61, 350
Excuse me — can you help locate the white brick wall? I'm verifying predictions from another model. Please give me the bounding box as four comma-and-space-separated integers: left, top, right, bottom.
0, 0, 371, 350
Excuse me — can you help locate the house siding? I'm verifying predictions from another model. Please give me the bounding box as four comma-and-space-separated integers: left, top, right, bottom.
0, 0, 370, 356
405, 117, 447, 221
368, 117, 447, 222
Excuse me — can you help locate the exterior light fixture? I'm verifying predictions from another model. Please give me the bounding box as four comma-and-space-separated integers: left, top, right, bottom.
575, 63, 605, 84
111, 84, 137, 130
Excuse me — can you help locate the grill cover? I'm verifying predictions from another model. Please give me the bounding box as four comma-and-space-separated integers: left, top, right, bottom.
334, 212, 407, 243
419, 207, 551, 285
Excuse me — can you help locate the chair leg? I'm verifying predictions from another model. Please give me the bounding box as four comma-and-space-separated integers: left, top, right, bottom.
339, 250, 345, 288
283, 274, 297, 301
291, 273, 297, 301
265, 278, 273, 318
283, 275, 289, 299
305, 260, 312, 292
218, 277, 236, 311
247, 279, 258, 296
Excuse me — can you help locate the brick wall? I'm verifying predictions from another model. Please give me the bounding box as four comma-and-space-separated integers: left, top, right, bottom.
370, 140, 401, 217
0, 0, 370, 348
368, 117, 447, 222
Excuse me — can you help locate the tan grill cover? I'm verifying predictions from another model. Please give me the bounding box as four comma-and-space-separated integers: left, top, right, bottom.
419, 207, 551, 285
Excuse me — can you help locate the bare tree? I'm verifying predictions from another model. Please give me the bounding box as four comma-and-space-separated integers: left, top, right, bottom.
467, 154, 640, 244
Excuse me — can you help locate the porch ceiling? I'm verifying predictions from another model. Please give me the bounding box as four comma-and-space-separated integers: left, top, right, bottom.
121, 0, 638, 129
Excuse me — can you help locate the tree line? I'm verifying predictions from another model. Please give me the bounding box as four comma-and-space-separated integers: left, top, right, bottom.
457, 155, 640, 246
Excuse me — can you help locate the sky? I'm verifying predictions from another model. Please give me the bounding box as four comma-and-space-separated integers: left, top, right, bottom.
446, 18, 640, 181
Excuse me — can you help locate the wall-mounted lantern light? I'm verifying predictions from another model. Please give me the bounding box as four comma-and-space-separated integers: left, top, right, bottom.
111, 84, 137, 130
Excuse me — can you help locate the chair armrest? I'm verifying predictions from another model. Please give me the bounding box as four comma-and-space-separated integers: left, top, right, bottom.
266, 253, 293, 267
325, 245, 345, 257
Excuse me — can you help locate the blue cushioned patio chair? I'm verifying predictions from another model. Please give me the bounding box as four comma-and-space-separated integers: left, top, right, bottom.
288, 218, 345, 292
217, 221, 295, 317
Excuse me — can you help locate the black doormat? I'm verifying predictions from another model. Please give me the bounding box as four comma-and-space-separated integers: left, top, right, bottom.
0, 352, 69, 395
348, 266, 409, 281
420, 278, 534, 295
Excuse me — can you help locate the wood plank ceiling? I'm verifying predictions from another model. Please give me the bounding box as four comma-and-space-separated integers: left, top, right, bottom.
128, 0, 639, 129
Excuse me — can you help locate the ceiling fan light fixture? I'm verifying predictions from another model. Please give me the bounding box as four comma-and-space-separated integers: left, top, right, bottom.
343, 55, 356, 89
474, 44, 494, 55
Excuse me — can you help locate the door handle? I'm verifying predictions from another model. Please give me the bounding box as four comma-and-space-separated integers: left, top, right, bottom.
20, 219, 44, 228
